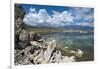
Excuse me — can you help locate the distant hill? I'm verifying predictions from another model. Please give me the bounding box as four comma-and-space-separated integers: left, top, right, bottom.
23, 23, 34, 29
62, 25, 94, 30
23, 23, 94, 31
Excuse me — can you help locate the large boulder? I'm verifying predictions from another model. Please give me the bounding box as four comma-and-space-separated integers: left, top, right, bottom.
18, 30, 30, 49
70, 49, 83, 57
19, 30, 29, 42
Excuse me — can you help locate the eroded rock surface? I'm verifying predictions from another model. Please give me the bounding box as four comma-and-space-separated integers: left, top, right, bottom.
15, 40, 78, 65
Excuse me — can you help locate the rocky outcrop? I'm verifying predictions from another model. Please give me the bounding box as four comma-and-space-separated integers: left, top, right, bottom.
70, 49, 83, 57
15, 4, 43, 49
15, 4, 25, 49
15, 39, 77, 65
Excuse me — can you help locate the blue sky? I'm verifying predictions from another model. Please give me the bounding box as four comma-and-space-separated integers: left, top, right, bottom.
21, 4, 94, 28
22, 4, 72, 14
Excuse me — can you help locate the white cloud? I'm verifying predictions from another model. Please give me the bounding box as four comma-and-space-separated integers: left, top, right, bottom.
73, 8, 94, 22
23, 8, 74, 27
60, 11, 73, 22
29, 8, 36, 13
65, 8, 94, 27
80, 22, 94, 27
38, 9, 50, 20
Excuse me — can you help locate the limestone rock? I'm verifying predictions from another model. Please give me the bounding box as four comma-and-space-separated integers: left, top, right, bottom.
70, 49, 83, 57
75, 49, 83, 57
19, 30, 29, 42
15, 39, 77, 65
15, 18, 23, 35
17, 30, 30, 48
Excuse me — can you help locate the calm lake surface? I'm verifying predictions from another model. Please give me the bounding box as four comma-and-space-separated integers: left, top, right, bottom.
40, 32, 94, 61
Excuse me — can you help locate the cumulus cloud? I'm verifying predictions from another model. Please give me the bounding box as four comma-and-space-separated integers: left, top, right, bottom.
23, 8, 74, 27
67, 7, 94, 27
23, 7, 94, 27
72, 8, 94, 23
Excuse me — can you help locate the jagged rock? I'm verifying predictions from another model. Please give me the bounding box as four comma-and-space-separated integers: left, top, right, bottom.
62, 56, 76, 62
70, 50, 76, 54
33, 33, 42, 42
42, 40, 56, 63
15, 18, 23, 48
30, 41, 43, 49
19, 30, 29, 42
30, 31, 45, 42
49, 50, 62, 63
75, 49, 83, 57
15, 4, 26, 49
65, 46, 68, 49
18, 30, 30, 48
29, 31, 36, 41
15, 40, 77, 65
70, 49, 83, 57
15, 18, 23, 35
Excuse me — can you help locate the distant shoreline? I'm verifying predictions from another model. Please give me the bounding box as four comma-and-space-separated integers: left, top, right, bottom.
25, 28, 94, 33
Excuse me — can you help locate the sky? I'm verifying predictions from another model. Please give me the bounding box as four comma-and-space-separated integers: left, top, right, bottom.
21, 4, 94, 28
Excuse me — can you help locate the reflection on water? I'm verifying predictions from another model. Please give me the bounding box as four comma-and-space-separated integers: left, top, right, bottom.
40, 32, 94, 61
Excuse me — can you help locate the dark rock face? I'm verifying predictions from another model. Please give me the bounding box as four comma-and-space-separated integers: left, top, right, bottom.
15, 4, 25, 35
15, 4, 25, 20
15, 18, 23, 35
15, 4, 27, 49
14, 4, 43, 49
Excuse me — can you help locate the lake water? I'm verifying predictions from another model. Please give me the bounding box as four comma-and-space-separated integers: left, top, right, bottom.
40, 32, 94, 61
